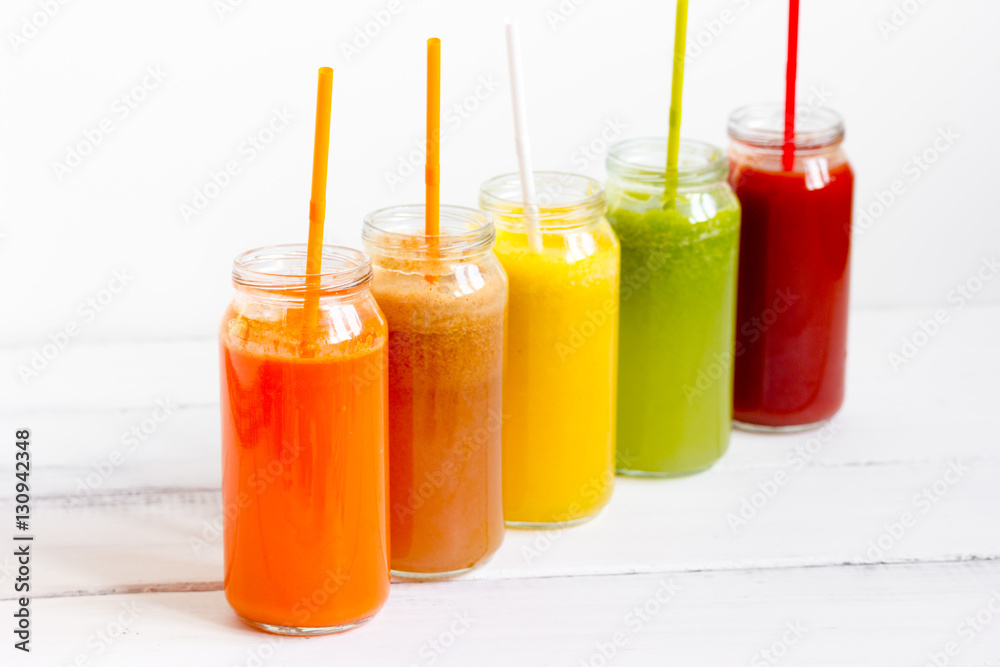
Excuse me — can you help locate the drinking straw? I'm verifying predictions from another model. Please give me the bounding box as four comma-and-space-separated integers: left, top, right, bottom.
504, 20, 542, 253
303, 67, 334, 350
426, 38, 441, 237
664, 0, 689, 208
782, 0, 800, 171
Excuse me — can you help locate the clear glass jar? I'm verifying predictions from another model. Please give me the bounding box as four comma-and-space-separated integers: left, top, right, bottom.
728, 105, 853, 431
479, 172, 619, 527
362, 205, 506, 578
606, 138, 741, 476
219, 244, 389, 635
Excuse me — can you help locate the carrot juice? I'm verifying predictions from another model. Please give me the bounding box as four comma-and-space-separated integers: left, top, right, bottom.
363, 206, 506, 578
220, 245, 389, 634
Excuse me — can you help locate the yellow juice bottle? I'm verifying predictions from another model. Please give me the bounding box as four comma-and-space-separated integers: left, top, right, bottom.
480, 173, 620, 526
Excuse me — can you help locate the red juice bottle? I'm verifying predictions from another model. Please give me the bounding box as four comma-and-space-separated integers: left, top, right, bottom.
727, 105, 853, 430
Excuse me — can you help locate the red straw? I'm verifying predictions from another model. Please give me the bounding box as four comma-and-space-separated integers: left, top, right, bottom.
782, 0, 800, 172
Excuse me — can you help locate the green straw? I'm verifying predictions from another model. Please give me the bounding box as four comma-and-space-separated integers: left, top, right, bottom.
664, 0, 689, 208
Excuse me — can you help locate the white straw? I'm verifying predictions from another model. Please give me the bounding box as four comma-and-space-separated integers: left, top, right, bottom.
504, 19, 542, 253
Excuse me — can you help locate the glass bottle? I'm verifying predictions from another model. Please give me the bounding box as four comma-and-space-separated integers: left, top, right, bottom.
363, 205, 506, 578
728, 104, 853, 430
220, 244, 389, 635
606, 139, 741, 476
480, 172, 619, 526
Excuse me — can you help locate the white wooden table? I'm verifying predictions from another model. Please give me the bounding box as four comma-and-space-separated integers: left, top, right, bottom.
3, 304, 999, 666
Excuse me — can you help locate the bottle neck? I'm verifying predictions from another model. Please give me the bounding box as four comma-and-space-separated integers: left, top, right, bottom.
362, 204, 495, 262
479, 172, 606, 234
231, 244, 373, 306
727, 104, 847, 172
728, 137, 847, 174
606, 138, 729, 191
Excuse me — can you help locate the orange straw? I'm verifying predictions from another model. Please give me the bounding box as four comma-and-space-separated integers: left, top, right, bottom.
303, 67, 334, 350
425, 38, 441, 237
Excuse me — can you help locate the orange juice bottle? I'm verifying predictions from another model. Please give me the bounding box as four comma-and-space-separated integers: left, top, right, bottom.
363, 205, 506, 578
219, 244, 390, 634
480, 173, 620, 526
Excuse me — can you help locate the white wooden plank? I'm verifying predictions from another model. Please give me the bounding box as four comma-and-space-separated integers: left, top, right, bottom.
3, 458, 998, 599
18, 560, 1000, 666
0, 407, 223, 495
0, 339, 218, 412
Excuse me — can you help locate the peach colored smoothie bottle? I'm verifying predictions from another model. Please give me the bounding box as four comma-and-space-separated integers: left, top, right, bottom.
219, 244, 390, 634
363, 205, 506, 578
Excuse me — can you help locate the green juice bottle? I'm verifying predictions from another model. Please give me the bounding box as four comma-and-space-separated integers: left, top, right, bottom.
606, 139, 740, 476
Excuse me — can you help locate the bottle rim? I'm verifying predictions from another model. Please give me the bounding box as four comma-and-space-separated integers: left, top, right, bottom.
728, 103, 845, 150
479, 172, 605, 229
362, 204, 494, 256
232, 244, 372, 295
606, 138, 728, 186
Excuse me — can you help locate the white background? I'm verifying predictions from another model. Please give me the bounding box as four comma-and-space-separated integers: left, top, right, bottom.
0, 0, 997, 349
2, 3, 1000, 664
